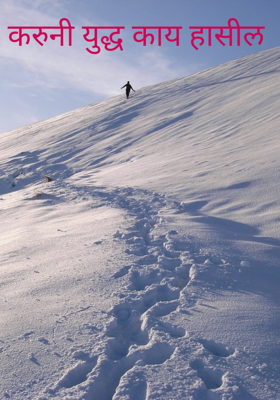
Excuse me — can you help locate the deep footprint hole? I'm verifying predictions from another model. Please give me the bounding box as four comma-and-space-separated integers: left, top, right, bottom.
190, 360, 223, 390
143, 342, 175, 365
59, 357, 97, 388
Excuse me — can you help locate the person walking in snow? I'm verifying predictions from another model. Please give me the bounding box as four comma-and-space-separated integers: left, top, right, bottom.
121, 81, 135, 99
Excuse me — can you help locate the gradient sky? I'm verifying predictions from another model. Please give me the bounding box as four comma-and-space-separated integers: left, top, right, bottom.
0, 0, 279, 133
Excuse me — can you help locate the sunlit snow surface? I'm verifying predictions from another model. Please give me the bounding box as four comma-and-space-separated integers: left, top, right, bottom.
1, 48, 280, 399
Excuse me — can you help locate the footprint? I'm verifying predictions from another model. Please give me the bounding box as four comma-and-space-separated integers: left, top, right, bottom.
112, 371, 148, 400
140, 299, 186, 340
190, 359, 224, 390
113, 265, 131, 279
137, 254, 158, 266
109, 303, 148, 345
141, 341, 175, 365
163, 241, 181, 258
158, 255, 182, 271
129, 267, 160, 291
155, 320, 186, 338
58, 357, 97, 388
173, 263, 192, 289
106, 337, 130, 360
199, 339, 234, 357
125, 245, 147, 256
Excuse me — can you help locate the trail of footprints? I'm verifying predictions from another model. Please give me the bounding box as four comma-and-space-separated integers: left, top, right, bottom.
86, 189, 189, 399
54, 187, 235, 399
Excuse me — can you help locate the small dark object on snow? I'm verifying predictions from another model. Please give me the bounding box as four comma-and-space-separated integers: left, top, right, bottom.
121, 81, 135, 99
43, 174, 53, 182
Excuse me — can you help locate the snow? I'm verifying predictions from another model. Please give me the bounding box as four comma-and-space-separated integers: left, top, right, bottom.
1, 47, 280, 399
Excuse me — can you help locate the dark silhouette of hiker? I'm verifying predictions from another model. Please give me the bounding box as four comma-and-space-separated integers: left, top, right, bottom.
121, 81, 135, 99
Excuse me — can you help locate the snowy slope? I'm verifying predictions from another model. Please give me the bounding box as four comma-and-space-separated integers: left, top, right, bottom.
1, 47, 280, 400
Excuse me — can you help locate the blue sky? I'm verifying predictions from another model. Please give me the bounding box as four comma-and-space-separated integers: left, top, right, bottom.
0, 0, 279, 133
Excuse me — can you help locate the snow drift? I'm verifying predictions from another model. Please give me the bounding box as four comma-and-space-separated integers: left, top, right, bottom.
0, 47, 280, 399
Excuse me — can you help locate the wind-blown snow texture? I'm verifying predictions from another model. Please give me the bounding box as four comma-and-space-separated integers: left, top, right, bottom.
1, 47, 280, 400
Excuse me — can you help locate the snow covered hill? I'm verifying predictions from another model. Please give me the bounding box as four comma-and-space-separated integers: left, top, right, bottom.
1, 47, 280, 399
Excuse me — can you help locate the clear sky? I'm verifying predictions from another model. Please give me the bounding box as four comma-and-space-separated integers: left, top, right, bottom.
0, 0, 279, 133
